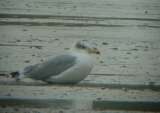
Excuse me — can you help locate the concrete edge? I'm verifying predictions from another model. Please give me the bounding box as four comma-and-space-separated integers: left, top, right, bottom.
0, 80, 160, 91
0, 96, 74, 109
93, 100, 160, 111
0, 96, 160, 111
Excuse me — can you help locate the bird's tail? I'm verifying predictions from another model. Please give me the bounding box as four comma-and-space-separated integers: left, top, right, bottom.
10, 71, 20, 79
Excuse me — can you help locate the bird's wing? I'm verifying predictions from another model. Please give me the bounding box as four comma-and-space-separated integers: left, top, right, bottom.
23, 54, 77, 80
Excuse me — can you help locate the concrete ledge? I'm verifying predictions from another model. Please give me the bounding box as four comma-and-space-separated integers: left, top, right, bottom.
93, 100, 160, 111
0, 96, 73, 109
0, 13, 160, 21
0, 76, 160, 90
0, 85, 159, 111
0, 96, 160, 112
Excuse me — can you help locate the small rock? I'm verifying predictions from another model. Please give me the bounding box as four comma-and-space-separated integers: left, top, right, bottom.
146, 72, 150, 75
122, 87, 128, 92
99, 60, 104, 63
145, 10, 148, 14
22, 29, 28, 31
96, 97, 102, 100
64, 48, 70, 50
102, 42, 108, 45
37, 39, 43, 42
132, 48, 138, 51
145, 45, 149, 48
73, 6, 77, 8
24, 60, 30, 63
126, 52, 131, 54
54, 38, 59, 41
25, 3, 31, 8
121, 65, 127, 68
40, 59, 44, 62
35, 46, 42, 49
111, 47, 118, 50
16, 39, 21, 42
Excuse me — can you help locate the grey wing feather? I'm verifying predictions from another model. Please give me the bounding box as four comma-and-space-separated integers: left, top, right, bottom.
23, 64, 39, 74
23, 54, 77, 80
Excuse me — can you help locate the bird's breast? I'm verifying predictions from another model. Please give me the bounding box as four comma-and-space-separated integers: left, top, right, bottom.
46, 52, 94, 83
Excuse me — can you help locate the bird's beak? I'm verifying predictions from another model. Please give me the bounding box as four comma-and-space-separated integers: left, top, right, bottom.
87, 47, 101, 55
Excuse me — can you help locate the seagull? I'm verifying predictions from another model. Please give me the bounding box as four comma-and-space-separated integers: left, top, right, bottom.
11, 40, 100, 84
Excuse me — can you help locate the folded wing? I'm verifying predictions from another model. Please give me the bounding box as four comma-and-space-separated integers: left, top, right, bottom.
22, 54, 77, 80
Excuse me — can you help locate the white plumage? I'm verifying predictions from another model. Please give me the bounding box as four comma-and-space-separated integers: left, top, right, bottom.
46, 52, 94, 83
12, 40, 100, 84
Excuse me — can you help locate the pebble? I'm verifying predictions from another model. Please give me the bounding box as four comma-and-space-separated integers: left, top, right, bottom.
102, 42, 108, 45
122, 88, 128, 92
126, 52, 131, 54
99, 60, 104, 64
132, 48, 138, 51
35, 46, 42, 49
96, 97, 102, 100
111, 47, 118, 50
145, 10, 148, 14
64, 48, 70, 50
22, 29, 28, 31
16, 39, 21, 42
24, 60, 30, 63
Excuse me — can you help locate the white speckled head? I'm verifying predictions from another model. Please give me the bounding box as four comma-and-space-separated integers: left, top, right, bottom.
73, 40, 100, 54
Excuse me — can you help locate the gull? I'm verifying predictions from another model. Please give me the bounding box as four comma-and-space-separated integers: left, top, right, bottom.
11, 40, 100, 84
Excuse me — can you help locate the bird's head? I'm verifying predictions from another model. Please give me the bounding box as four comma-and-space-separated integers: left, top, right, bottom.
74, 40, 100, 55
